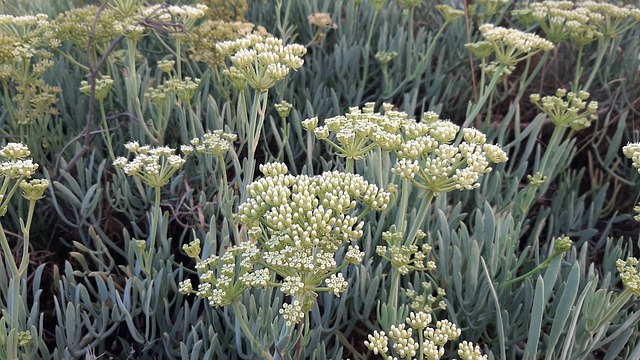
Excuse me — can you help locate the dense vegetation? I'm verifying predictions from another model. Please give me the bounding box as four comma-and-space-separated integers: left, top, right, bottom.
0, 0, 639, 359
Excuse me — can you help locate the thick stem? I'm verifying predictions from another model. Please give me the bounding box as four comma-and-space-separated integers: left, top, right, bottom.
404, 191, 434, 246
144, 186, 162, 276
582, 38, 610, 91
245, 90, 268, 193
573, 45, 584, 91
232, 301, 273, 360
406, 8, 414, 72
387, 269, 401, 324
395, 179, 410, 234
176, 38, 182, 80
100, 99, 116, 162
345, 158, 354, 173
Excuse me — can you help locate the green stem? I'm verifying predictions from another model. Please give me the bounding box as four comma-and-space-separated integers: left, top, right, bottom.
145, 186, 161, 277
99, 99, 116, 162
583, 38, 610, 91
126, 39, 158, 144
403, 191, 434, 246
517, 125, 566, 220
406, 7, 414, 72
186, 101, 202, 140
367, 11, 379, 50
176, 38, 182, 80
573, 45, 584, 92
345, 158, 354, 173
245, 90, 268, 193
387, 269, 401, 325
0, 222, 18, 277
18, 200, 36, 275
395, 179, 410, 234
231, 301, 273, 360
500, 252, 558, 288
461, 63, 506, 131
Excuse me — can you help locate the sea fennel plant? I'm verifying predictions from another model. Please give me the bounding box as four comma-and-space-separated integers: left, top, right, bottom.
182, 162, 390, 359
0, 143, 50, 359
304, 103, 507, 330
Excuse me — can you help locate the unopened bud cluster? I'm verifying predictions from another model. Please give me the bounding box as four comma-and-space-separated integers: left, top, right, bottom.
530, 88, 598, 130
622, 142, 640, 222
0, 143, 46, 215
392, 116, 507, 195
304, 104, 507, 194
185, 163, 389, 325
513, 1, 640, 43
80, 75, 114, 101
190, 130, 238, 157
113, 142, 188, 187
217, 34, 307, 91
0, 143, 38, 179
377, 229, 436, 275
471, 23, 554, 68
616, 257, 640, 297
406, 283, 448, 314
365, 312, 486, 359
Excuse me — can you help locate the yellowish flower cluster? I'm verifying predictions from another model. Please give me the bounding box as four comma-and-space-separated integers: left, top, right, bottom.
183, 162, 389, 325
616, 257, 640, 297
477, 23, 554, 67
530, 88, 598, 130
365, 312, 487, 360
217, 34, 306, 91
113, 142, 188, 188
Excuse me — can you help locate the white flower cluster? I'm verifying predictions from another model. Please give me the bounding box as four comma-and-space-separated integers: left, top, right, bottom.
305, 104, 507, 195
530, 88, 598, 130
406, 284, 448, 314
190, 130, 238, 157
514, 1, 640, 42
392, 121, 508, 194
0, 14, 49, 36
616, 257, 640, 297
623, 143, 640, 222
580, 1, 640, 38
141, 4, 208, 30
280, 300, 305, 326
523, 1, 602, 44
0, 143, 38, 179
366, 312, 486, 359
623, 143, 640, 174
217, 34, 307, 91
184, 243, 261, 307
303, 102, 410, 159
235, 163, 391, 324
476, 23, 554, 67
458, 341, 488, 360
325, 273, 348, 296
113, 141, 188, 187
80, 75, 114, 101
164, 77, 201, 102
378, 229, 436, 275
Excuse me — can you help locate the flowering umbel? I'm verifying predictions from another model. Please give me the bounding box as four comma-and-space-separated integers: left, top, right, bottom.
113, 142, 188, 188
304, 104, 508, 195
183, 163, 390, 325
217, 34, 307, 91
365, 311, 487, 360
530, 89, 598, 130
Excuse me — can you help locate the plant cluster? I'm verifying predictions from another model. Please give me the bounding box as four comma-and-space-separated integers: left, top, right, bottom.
0, 0, 639, 359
